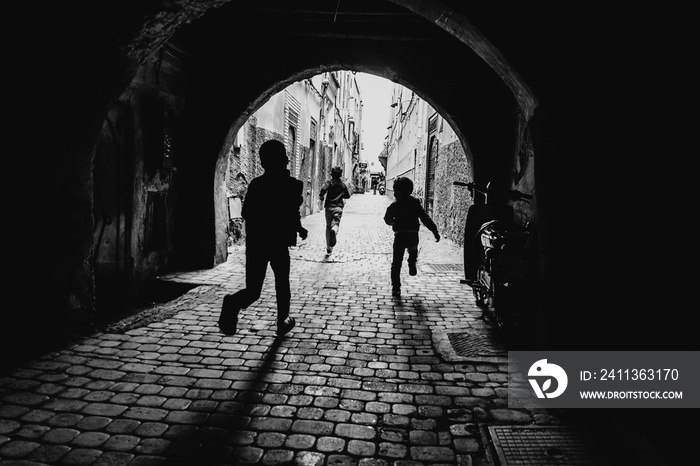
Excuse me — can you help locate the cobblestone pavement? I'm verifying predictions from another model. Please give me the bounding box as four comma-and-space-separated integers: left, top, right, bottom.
0, 193, 594, 466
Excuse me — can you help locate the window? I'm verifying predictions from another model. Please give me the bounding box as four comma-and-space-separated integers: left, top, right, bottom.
288, 125, 296, 173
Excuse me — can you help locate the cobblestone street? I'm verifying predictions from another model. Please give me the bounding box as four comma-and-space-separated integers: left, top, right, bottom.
1, 193, 614, 465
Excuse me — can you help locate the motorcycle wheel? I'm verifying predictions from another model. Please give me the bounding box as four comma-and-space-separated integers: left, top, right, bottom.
488, 280, 509, 329
472, 283, 484, 306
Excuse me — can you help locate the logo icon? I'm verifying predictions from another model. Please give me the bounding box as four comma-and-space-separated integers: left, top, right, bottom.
528, 359, 568, 398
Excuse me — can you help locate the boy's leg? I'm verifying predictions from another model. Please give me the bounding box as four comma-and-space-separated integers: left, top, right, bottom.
325, 208, 333, 253
269, 247, 291, 321
408, 248, 418, 276
270, 246, 295, 336
220, 247, 267, 334
242, 248, 268, 303
391, 236, 405, 294
329, 207, 342, 247
407, 233, 420, 276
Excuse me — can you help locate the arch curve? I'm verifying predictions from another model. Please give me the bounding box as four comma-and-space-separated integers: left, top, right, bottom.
385, 0, 538, 118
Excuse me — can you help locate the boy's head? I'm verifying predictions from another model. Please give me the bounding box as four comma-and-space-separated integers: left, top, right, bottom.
331, 166, 342, 179
259, 140, 288, 171
393, 176, 413, 199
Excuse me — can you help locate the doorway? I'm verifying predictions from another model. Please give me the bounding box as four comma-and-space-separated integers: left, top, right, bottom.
425, 113, 439, 215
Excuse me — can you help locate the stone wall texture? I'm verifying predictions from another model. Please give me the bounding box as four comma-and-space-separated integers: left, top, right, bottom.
432, 140, 473, 247
511, 113, 537, 227
225, 119, 274, 245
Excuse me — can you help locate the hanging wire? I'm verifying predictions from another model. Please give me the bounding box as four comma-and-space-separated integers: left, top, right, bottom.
334, 0, 341, 22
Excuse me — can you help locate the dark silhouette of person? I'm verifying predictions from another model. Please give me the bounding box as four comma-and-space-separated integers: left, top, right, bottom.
384, 176, 440, 296
319, 166, 351, 254
219, 139, 307, 337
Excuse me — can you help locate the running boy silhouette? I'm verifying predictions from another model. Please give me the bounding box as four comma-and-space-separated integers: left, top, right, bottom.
384, 176, 440, 296
219, 140, 307, 337
319, 166, 351, 254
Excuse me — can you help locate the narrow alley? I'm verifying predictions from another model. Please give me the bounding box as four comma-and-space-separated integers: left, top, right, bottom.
1, 194, 634, 465
13, 2, 696, 464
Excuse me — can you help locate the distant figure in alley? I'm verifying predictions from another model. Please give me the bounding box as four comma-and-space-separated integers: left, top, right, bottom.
384, 176, 440, 296
219, 140, 307, 337
319, 166, 351, 254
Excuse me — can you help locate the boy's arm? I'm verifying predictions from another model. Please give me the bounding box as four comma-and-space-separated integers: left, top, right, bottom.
297, 217, 308, 239
416, 200, 440, 240
293, 179, 307, 239
241, 179, 259, 221
383, 204, 395, 225
319, 179, 329, 200
343, 182, 351, 199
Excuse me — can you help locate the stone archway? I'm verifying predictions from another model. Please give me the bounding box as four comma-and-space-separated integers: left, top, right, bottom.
32, 0, 542, 361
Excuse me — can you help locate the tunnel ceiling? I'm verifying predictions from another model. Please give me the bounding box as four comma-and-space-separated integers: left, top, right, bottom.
169, 0, 494, 89
167, 0, 525, 97
50, 0, 575, 149
233, 1, 441, 42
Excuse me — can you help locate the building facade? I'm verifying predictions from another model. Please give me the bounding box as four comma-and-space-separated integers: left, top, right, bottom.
384, 84, 473, 246
225, 71, 362, 245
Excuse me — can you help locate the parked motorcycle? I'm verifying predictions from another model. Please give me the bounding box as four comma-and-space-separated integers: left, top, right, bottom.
455, 181, 534, 330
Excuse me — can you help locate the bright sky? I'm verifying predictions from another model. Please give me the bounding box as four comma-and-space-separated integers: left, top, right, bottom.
355, 72, 394, 172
